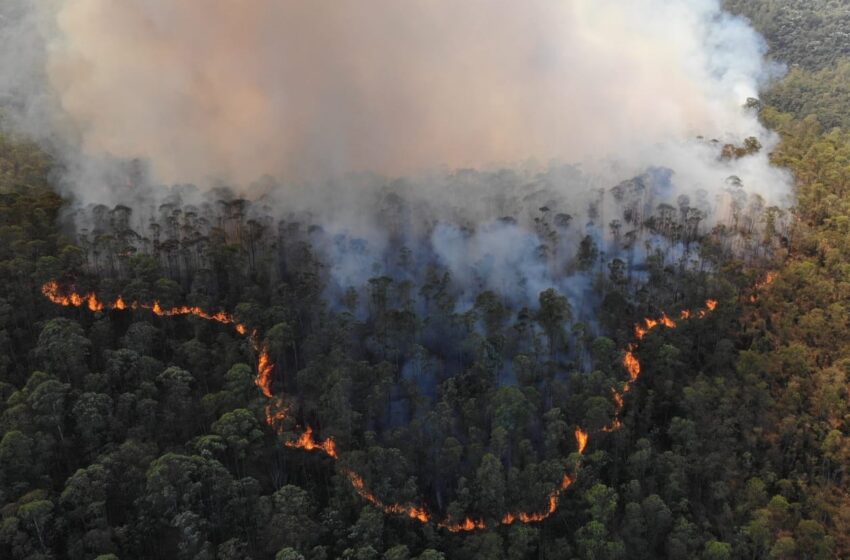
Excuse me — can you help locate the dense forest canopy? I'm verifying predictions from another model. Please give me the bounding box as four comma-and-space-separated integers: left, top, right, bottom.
0, 2, 849, 560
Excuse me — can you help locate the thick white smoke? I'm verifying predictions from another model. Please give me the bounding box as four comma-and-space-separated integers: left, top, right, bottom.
1, 0, 789, 206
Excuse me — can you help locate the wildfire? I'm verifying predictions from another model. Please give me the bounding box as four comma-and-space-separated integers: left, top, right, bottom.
41, 280, 249, 335
346, 470, 430, 523
440, 517, 487, 532
285, 425, 338, 458
755, 271, 777, 290
42, 279, 720, 534
575, 428, 589, 455
623, 345, 641, 381
605, 298, 720, 437
256, 344, 274, 398
264, 399, 287, 429
501, 474, 573, 525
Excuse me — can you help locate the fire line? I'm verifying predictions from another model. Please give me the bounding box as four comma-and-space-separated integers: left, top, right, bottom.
42, 279, 729, 532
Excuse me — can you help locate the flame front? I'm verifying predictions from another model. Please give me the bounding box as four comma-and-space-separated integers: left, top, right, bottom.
41, 280, 249, 334
42, 280, 721, 532
346, 470, 430, 523
623, 345, 641, 381
284, 426, 338, 458
256, 344, 274, 398
604, 298, 720, 433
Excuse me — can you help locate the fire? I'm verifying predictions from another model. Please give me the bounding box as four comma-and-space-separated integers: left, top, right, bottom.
600, 418, 623, 432
284, 425, 338, 458
754, 271, 777, 291
575, 427, 588, 454
41, 281, 248, 335
346, 470, 430, 523
501, 474, 573, 525
256, 344, 274, 398
606, 298, 720, 440
264, 399, 287, 429
42, 279, 721, 533
750, 271, 777, 301
440, 517, 487, 532
623, 346, 640, 381
612, 389, 624, 409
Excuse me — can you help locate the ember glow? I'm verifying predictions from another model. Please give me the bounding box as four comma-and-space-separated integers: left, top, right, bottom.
750, 271, 778, 302
41, 280, 719, 532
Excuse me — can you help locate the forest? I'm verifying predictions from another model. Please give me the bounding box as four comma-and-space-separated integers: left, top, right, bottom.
1, 2, 850, 560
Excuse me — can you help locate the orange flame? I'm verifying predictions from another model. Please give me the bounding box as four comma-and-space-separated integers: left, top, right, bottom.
285, 426, 338, 458
440, 517, 487, 532
575, 427, 588, 454
623, 346, 640, 381
41, 279, 721, 533
256, 344, 274, 398
612, 389, 624, 409
607, 299, 720, 438
41, 281, 247, 335
347, 470, 430, 523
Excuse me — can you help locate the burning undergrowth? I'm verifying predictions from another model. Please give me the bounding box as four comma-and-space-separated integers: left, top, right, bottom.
41, 156, 786, 527
2, 0, 798, 536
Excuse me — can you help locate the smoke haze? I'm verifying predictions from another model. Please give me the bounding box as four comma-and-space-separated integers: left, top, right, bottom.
1, 0, 787, 202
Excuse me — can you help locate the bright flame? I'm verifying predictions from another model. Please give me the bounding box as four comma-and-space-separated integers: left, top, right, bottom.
440, 517, 487, 532
42, 279, 721, 533
607, 299, 720, 439
256, 344, 274, 398
623, 346, 641, 381
41, 281, 247, 334
346, 470, 430, 523
575, 428, 588, 454
285, 426, 338, 458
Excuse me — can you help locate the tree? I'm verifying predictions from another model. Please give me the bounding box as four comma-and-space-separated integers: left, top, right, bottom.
474, 454, 506, 520
72, 392, 114, 454
211, 408, 263, 474
264, 485, 321, 554
34, 318, 91, 383
536, 288, 572, 358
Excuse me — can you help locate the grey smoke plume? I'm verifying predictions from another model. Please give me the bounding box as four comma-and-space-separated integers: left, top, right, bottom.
1, 0, 789, 208
0, 0, 794, 322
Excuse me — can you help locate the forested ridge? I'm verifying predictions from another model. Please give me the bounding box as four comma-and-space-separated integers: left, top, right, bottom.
1, 4, 849, 560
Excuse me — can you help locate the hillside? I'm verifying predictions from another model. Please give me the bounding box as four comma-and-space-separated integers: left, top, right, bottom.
0, 2, 849, 560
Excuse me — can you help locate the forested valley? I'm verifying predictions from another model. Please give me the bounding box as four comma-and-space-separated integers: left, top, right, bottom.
1, 2, 850, 559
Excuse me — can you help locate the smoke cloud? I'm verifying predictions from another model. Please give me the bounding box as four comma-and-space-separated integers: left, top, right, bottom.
2, 0, 787, 202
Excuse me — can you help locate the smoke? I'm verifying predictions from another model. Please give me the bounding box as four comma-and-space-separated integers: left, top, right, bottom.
0, 0, 793, 319
2, 1, 787, 200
